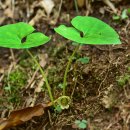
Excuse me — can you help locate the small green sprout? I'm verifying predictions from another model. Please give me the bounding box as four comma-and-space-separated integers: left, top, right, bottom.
128, 8, 130, 14
0, 17, 121, 110
54, 16, 121, 102
57, 83, 64, 89
57, 96, 71, 109
74, 119, 87, 129
121, 9, 129, 19
55, 16, 121, 45
0, 22, 50, 49
54, 105, 62, 113
113, 8, 130, 21
112, 15, 120, 20
77, 57, 90, 64
0, 22, 54, 104
117, 74, 130, 87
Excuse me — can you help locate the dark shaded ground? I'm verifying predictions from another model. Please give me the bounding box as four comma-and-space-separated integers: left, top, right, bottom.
0, 0, 130, 130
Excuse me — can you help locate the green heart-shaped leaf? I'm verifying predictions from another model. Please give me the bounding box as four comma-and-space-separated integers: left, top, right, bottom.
0, 22, 50, 49
77, 57, 90, 64
54, 16, 121, 45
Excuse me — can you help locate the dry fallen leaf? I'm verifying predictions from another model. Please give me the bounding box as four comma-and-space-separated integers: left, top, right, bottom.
101, 85, 117, 108
4, 8, 14, 18
0, 103, 52, 130
40, 0, 55, 16
77, 0, 85, 7
35, 78, 44, 93
39, 53, 48, 68
29, 9, 46, 26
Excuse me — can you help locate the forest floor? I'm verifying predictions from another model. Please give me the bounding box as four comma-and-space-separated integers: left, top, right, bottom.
0, 0, 130, 130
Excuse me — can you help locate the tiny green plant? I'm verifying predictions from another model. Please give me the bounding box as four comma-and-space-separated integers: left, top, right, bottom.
74, 119, 87, 129
0, 16, 121, 110
0, 22, 54, 104
117, 67, 130, 87
0, 22, 50, 49
54, 16, 121, 108
113, 8, 130, 21
77, 57, 90, 64
117, 74, 130, 87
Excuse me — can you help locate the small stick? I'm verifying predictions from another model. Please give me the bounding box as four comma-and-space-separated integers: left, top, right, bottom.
10, 49, 16, 67
26, 67, 39, 89
103, 0, 117, 13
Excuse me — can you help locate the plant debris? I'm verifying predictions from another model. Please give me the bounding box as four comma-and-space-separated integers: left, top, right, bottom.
0, 103, 51, 130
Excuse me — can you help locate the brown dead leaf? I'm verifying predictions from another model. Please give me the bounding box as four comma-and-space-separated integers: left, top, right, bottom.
35, 78, 44, 93
0, 17, 5, 25
101, 85, 117, 108
4, 8, 14, 18
0, 103, 52, 130
39, 53, 48, 68
103, 0, 117, 13
40, 0, 55, 16
29, 9, 46, 26
77, 0, 85, 7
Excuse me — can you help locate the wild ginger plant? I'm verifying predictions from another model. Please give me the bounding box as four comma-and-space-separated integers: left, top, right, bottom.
0, 22, 54, 104
0, 16, 121, 110
54, 16, 121, 109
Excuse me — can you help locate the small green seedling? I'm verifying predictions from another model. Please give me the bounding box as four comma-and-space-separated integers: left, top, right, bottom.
0, 22, 54, 104
55, 16, 120, 45
117, 67, 130, 87
74, 119, 87, 129
54, 105, 62, 113
57, 96, 71, 109
77, 57, 90, 64
0, 16, 121, 111
0, 22, 50, 48
54, 16, 121, 108
113, 8, 130, 21
128, 8, 130, 14
117, 74, 130, 87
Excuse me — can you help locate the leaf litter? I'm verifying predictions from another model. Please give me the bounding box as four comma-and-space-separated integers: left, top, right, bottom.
0, 0, 130, 130
0, 103, 52, 130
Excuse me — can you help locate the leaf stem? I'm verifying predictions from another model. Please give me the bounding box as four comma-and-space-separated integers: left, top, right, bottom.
74, 0, 79, 14
63, 45, 80, 95
26, 49, 54, 103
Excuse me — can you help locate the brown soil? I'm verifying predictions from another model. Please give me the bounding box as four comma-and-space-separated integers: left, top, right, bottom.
0, 0, 130, 130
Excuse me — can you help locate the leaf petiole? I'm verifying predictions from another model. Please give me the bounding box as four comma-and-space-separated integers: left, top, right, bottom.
63, 44, 80, 95
26, 49, 54, 103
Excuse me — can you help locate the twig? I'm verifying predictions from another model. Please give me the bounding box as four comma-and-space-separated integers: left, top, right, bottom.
98, 64, 111, 96
10, 49, 16, 67
0, 74, 4, 82
103, 0, 117, 13
71, 76, 78, 99
54, 0, 63, 25
11, 0, 15, 17
85, 0, 92, 16
26, 67, 39, 89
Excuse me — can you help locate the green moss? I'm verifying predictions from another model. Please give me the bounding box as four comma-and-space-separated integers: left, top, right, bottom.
9, 68, 27, 87
19, 51, 37, 70
4, 67, 28, 103
117, 74, 130, 87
